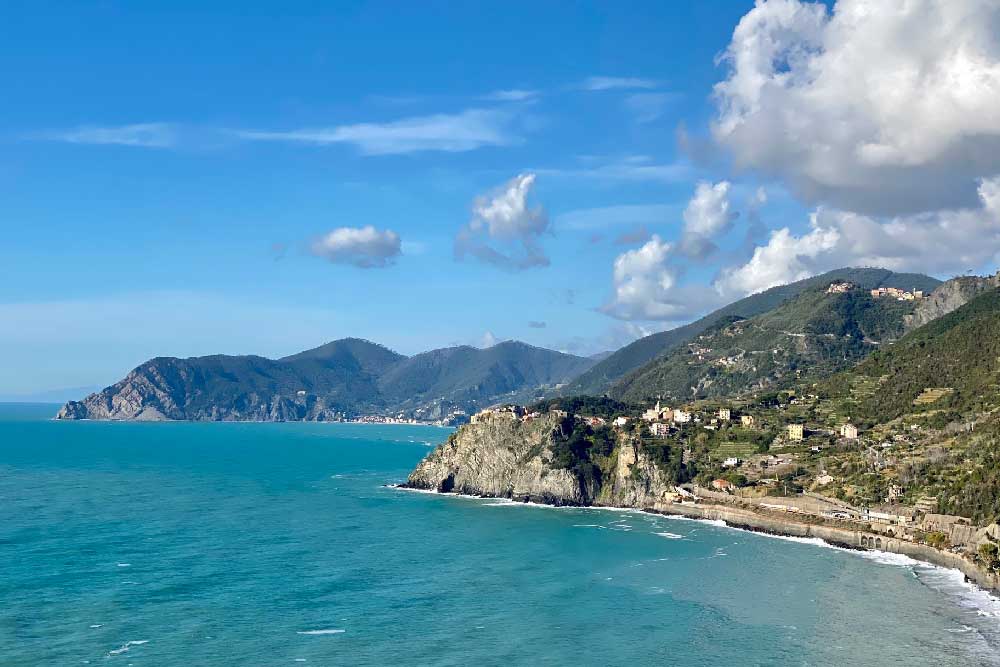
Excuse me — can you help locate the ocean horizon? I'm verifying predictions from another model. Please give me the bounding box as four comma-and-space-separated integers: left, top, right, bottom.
3, 402, 999, 666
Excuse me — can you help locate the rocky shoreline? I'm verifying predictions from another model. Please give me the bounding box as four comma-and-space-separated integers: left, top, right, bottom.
404, 414, 1000, 595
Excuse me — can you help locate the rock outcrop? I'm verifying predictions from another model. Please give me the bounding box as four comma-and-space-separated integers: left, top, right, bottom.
406, 414, 679, 509
905, 272, 1000, 330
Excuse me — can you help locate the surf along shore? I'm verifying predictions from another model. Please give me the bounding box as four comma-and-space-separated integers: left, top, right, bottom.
397, 482, 1000, 596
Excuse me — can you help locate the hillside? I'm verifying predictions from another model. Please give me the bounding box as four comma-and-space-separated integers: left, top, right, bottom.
564, 268, 939, 395
610, 283, 921, 404
377, 341, 595, 419
56, 339, 596, 422
829, 287, 1000, 425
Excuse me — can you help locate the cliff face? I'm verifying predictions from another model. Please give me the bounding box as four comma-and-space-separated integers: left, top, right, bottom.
56, 358, 347, 422
406, 415, 678, 509
905, 272, 1000, 330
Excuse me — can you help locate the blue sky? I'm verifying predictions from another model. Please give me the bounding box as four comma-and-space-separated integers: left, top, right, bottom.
4, 0, 1000, 396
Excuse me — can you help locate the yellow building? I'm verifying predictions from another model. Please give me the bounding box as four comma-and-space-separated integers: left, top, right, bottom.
740, 415, 755, 428
788, 424, 804, 441
841, 423, 859, 439
718, 408, 731, 421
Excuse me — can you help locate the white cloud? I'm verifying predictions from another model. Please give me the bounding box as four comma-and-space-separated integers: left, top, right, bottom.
712, 0, 1000, 216
679, 180, 738, 258
581, 76, 659, 91
455, 173, 550, 270
479, 331, 500, 348
536, 156, 693, 185
482, 89, 539, 102
602, 235, 718, 321
310, 225, 402, 268
236, 108, 517, 155
37, 123, 178, 148
716, 176, 1000, 296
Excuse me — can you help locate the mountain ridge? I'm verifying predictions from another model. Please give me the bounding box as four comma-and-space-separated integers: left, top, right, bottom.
56, 338, 594, 423
563, 268, 941, 396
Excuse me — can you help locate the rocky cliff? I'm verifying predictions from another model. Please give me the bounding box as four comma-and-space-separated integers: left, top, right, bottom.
406, 414, 680, 509
905, 272, 1000, 330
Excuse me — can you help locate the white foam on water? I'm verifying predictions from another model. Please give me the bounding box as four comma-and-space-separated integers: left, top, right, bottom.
655, 532, 683, 539
296, 629, 345, 635
89, 624, 103, 628
116, 563, 131, 568
107, 640, 148, 656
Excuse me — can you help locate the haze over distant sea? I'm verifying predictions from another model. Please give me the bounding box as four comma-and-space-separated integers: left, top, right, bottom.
2, 403, 999, 666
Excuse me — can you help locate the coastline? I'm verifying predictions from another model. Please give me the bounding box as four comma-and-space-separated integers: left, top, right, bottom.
394, 483, 1000, 597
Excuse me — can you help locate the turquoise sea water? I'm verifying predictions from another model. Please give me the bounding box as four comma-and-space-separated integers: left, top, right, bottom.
2, 403, 1000, 666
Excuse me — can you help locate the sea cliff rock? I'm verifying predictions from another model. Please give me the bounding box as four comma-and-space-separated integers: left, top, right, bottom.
407, 415, 586, 504
905, 272, 1000, 330
406, 414, 679, 509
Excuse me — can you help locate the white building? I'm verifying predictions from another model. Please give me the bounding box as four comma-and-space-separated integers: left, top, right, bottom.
613, 416, 629, 427
840, 423, 859, 439
650, 422, 670, 437
672, 410, 692, 424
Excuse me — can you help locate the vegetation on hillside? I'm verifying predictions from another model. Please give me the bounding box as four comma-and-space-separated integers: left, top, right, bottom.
563, 268, 939, 396
611, 286, 918, 404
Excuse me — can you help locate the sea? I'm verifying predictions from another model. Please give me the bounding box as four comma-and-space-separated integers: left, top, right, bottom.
2, 402, 1000, 666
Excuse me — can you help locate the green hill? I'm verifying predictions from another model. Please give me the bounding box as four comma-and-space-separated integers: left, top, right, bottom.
56, 339, 596, 421
563, 268, 939, 396
829, 287, 1000, 424
609, 282, 924, 403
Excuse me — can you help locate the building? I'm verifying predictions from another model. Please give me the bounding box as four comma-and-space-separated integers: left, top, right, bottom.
582, 416, 606, 428
711, 479, 735, 492
722, 457, 741, 468
870, 286, 925, 301
672, 409, 692, 424
816, 473, 835, 486
826, 281, 854, 293
642, 400, 670, 422
613, 416, 629, 427
549, 409, 568, 418
787, 424, 804, 441
650, 422, 670, 437
470, 409, 493, 424
862, 505, 916, 527
840, 423, 859, 439
718, 408, 731, 421
740, 415, 755, 428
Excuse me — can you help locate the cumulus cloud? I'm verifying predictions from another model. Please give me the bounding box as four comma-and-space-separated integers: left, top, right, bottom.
712, 0, 1000, 216
716, 176, 1000, 296
601, 235, 720, 321
581, 76, 659, 91
454, 173, 550, 270
679, 181, 738, 258
236, 108, 517, 155
310, 225, 402, 268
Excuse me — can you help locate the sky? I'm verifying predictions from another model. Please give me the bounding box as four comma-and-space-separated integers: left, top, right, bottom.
3, 0, 1000, 396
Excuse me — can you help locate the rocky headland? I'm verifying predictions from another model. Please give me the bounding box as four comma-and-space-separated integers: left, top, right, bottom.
405, 413, 1000, 594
